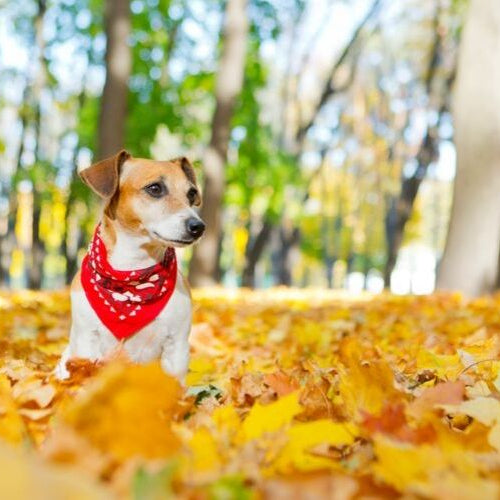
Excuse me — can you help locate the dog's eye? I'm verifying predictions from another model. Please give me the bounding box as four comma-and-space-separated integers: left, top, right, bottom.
187, 187, 198, 205
144, 182, 167, 198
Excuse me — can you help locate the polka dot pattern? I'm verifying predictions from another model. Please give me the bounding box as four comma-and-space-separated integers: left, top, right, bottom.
80, 224, 178, 340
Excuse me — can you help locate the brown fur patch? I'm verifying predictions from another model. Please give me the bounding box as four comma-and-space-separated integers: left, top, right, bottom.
117, 157, 199, 214
80, 150, 130, 199
101, 216, 117, 250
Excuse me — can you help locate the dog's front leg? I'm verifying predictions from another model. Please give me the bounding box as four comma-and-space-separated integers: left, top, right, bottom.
55, 345, 72, 379
161, 335, 189, 384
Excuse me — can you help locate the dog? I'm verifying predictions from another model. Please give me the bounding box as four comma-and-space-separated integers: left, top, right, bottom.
55, 150, 205, 382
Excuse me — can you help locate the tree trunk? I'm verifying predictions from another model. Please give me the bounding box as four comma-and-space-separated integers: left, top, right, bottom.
28, 196, 44, 289
27, 0, 47, 289
97, 0, 131, 160
437, 0, 500, 296
383, 124, 441, 287
62, 160, 83, 285
189, 0, 249, 286
64, 219, 85, 285
241, 219, 273, 287
273, 225, 300, 286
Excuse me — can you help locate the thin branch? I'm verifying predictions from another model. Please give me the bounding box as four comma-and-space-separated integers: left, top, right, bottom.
296, 0, 382, 144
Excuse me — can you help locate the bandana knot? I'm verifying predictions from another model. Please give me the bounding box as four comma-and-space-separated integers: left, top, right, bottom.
80, 225, 177, 340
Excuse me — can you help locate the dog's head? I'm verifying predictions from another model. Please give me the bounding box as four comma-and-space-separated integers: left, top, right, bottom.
80, 150, 205, 247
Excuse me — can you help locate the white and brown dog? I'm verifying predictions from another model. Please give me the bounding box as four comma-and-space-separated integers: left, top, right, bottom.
55, 150, 205, 382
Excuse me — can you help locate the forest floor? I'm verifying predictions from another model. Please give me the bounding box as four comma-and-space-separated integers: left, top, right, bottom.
1, 288, 500, 499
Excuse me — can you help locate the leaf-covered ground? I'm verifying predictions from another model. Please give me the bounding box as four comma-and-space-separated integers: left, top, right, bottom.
2, 289, 500, 499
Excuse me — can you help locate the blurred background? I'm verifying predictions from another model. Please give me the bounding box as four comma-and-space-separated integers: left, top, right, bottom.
0, 0, 498, 296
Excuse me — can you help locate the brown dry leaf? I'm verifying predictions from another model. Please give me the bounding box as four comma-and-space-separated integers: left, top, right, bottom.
12, 377, 57, 408
362, 402, 436, 444
407, 381, 465, 420
263, 370, 300, 397
230, 372, 266, 406
63, 357, 103, 383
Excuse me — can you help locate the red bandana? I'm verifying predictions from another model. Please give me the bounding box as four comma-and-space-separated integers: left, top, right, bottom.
80, 225, 177, 340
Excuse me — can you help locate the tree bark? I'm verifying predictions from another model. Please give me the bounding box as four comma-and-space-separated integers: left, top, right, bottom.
384, 120, 442, 287
437, 0, 500, 296
241, 219, 273, 287
189, 0, 249, 286
28, 195, 44, 289
97, 0, 131, 160
28, 0, 48, 289
62, 158, 84, 285
273, 225, 300, 286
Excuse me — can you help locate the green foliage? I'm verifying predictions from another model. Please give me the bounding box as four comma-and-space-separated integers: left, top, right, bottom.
77, 96, 100, 152
132, 463, 177, 500
208, 475, 253, 500
125, 0, 218, 156
227, 35, 301, 225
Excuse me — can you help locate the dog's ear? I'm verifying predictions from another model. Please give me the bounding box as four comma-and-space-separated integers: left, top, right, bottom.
176, 157, 202, 206
80, 150, 131, 199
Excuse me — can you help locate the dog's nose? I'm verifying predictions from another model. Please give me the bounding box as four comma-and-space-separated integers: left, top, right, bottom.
186, 217, 205, 238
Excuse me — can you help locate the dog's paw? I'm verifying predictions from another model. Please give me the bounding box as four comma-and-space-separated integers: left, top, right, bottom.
54, 361, 70, 380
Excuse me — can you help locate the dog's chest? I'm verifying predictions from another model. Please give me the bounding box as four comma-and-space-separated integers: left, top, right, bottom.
71, 269, 192, 362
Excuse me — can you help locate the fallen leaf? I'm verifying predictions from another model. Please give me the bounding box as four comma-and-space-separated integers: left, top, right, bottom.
372, 436, 499, 499
273, 420, 358, 473
407, 381, 465, 419
0, 375, 26, 444
12, 377, 56, 408
238, 392, 302, 443
58, 362, 182, 460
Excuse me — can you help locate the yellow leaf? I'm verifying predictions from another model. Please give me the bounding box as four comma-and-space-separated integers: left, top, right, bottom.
273, 420, 358, 473
238, 392, 302, 443
0, 375, 26, 444
212, 405, 240, 433
373, 436, 499, 499
187, 357, 217, 385
441, 397, 500, 451
59, 362, 182, 460
187, 427, 221, 474
338, 338, 397, 416
416, 350, 462, 379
